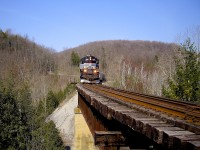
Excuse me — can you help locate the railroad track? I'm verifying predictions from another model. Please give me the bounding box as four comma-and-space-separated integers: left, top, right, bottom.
82, 84, 200, 127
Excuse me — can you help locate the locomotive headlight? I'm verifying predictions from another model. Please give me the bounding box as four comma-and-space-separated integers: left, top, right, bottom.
93, 69, 98, 74
83, 69, 87, 73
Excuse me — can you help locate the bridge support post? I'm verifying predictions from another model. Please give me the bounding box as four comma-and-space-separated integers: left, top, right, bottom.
73, 106, 99, 150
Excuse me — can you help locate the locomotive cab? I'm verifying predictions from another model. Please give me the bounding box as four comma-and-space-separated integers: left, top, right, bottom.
80, 55, 101, 83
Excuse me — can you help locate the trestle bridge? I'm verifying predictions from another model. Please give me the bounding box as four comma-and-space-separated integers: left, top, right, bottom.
76, 84, 200, 150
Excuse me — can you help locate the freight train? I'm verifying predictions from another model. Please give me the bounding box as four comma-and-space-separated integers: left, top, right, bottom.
80, 55, 102, 84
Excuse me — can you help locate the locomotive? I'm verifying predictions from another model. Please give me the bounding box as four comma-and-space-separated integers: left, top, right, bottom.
80, 55, 101, 83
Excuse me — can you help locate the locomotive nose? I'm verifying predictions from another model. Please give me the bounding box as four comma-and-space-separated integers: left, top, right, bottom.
80, 55, 101, 84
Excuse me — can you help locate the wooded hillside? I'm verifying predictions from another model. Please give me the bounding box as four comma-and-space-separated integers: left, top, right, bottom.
0, 30, 69, 149
0, 30, 72, 102
58, 40, 178, 96
0, 30, 178, 97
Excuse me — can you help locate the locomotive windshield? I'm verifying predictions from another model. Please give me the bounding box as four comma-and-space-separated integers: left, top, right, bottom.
80, 55, 99, 64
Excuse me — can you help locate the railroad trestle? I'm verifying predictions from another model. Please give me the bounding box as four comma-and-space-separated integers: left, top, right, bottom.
76, 84, 200, 150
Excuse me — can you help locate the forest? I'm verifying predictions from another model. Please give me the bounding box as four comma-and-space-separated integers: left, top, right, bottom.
0, 30, 75, 149
0, 28, 199, 149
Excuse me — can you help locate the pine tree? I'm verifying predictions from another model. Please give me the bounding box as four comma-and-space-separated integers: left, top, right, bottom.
46, 91, 59, 114
163, 39, 200, 101
71, 51, 80, 66
0, 82, 28, 149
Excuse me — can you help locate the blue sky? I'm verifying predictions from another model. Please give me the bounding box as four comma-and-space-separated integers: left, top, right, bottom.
0, 0, 200, 52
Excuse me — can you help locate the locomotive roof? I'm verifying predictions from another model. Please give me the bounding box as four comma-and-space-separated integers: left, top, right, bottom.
81, 55, 98, 61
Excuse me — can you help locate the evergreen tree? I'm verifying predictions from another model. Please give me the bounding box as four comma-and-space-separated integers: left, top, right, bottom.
46, 91, 59, 114
0, 81, 29, 149
71, 51, 80, 66
163, 39, 200, 101
17, 83, 33, 149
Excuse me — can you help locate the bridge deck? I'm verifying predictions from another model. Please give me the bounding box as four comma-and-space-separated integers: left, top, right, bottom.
76, 84, 200, 150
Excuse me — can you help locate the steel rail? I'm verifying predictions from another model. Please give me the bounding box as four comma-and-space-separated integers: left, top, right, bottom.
82, 84, 200, 125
